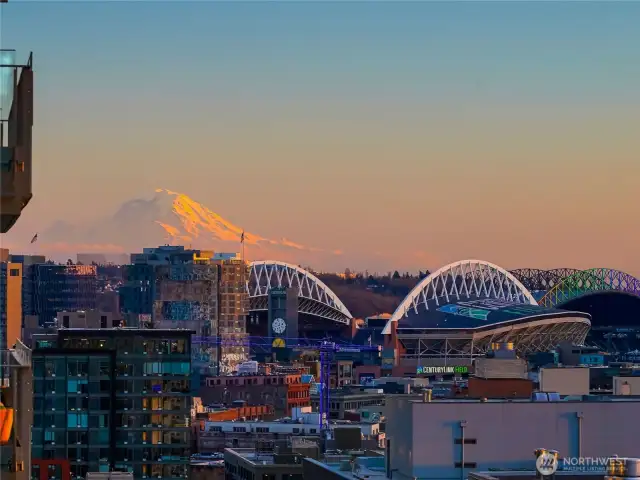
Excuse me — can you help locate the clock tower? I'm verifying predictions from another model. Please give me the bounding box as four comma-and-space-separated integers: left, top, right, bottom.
267, 287, 299, 341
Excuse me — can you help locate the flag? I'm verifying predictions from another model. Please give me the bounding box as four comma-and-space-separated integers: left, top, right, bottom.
30, 233, 38, 244
240, 231, 245, 244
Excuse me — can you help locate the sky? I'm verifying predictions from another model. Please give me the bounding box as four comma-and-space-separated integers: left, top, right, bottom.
1, 1, 639, 274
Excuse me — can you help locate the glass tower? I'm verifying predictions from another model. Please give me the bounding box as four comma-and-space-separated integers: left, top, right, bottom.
32, 328, 192, 480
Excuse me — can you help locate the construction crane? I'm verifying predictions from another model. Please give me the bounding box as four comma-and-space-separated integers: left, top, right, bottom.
191, 335, 380, 430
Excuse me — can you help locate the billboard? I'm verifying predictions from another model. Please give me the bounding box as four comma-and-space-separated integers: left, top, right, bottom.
417, 365, 468, 375
359, 374, 376, 384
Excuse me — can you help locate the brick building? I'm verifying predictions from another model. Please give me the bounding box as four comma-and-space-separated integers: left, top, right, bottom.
200, 374, 310, 415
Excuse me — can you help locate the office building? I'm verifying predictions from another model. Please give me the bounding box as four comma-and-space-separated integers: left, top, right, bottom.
311, 387, 385, 420
538, 367, 591, 396
120, 246, 248, 376
32, 328, 193, 480
0, 340, 33, 480
385, 395, 640, 480
0, 51, 33, 234
198, 410, 381, 453
24, 264, 98, 325
224, 447, 307, 480
201, 372, 310, 416
8, 254, 46, 266
0, 261, 22, 351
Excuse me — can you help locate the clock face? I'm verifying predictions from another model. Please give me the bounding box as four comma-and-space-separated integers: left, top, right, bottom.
272, 317, 287, 335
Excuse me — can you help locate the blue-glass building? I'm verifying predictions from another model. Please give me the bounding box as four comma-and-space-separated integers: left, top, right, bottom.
32, 328, 193, 480
24, 264, 98, 325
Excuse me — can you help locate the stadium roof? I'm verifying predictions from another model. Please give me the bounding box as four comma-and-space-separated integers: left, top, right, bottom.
395, 296, 591, 331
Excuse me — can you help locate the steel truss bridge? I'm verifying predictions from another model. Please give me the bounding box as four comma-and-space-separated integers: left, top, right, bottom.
385, 260, 591, 359
510, 268, 640, 308
247, 261, 352, 325
509, 269, 580, 292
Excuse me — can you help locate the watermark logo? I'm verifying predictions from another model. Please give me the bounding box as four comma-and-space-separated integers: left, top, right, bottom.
560, 457, 609, 472
536, 456, 610, 475
536, 452, 558, 476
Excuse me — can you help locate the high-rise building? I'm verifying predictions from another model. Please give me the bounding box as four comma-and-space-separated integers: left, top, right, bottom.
23, 264, 98, 326
0, 51, 33, 234
0, 340, 33, 480
31, 328, 192, 480
120, 246, 248, 377
0, 261, 22, 351
216, 256, 248, 374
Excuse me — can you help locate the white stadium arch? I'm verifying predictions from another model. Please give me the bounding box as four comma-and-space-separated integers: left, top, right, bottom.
383, 259, 537, 334
248, 260, 353, 324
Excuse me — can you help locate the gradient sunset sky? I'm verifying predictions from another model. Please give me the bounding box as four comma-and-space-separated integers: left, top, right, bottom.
1, 1, 639, 274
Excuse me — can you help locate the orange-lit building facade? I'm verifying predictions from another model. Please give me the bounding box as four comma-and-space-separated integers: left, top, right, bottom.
197, 405, 274, 424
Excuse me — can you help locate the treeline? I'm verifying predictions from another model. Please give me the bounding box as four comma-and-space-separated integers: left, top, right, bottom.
315, 270, 432, 319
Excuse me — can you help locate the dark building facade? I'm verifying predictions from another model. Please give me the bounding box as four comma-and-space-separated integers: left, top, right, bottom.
24, 264, 98, 325
120, 247, 249, 377
32, 328, 193, 480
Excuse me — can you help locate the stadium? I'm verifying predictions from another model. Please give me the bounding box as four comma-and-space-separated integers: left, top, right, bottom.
242, 259, 640, 359
245, 261, 353, 340
511, 268, 640, 353
382, 260, 592, 362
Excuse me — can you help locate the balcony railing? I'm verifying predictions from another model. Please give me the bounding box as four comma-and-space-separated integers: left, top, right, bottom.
0, 340, 32, 369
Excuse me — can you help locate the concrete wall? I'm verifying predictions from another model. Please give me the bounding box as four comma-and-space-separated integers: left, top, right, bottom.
613, 376, 640, 395
386, 397, 640, 480
467, 377, 533, 398
539, 367, 590, 396
385, 396, 414, 479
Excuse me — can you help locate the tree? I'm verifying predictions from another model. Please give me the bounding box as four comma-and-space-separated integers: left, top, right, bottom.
392, 271, 400, 279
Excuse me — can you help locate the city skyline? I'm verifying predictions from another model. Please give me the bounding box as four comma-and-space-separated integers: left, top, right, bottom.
1, 1, 639, 274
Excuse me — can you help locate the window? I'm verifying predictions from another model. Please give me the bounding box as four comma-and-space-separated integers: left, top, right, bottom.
454, 438, 477, 444
67, 413, 89, 428
9, 268, 19, 277
67, 379, 89, 394
68, 431, 88, 444
90, 429, 110, 444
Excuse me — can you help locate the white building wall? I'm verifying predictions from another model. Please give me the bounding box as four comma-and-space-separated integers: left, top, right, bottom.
613, 376, 640, 395
386, 398, 640, 480
539, 367, 590, 396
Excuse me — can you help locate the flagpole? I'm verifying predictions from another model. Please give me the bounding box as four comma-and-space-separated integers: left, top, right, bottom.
241, 230, 245, 263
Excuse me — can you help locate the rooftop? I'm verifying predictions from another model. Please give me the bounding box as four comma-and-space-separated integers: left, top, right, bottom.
409, 395, 640, 404
57, 328, 196, 337
396, 296, 590, 330
469, 471, 603, 480
306, 455, 387, 480
226, 448, 306, 467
